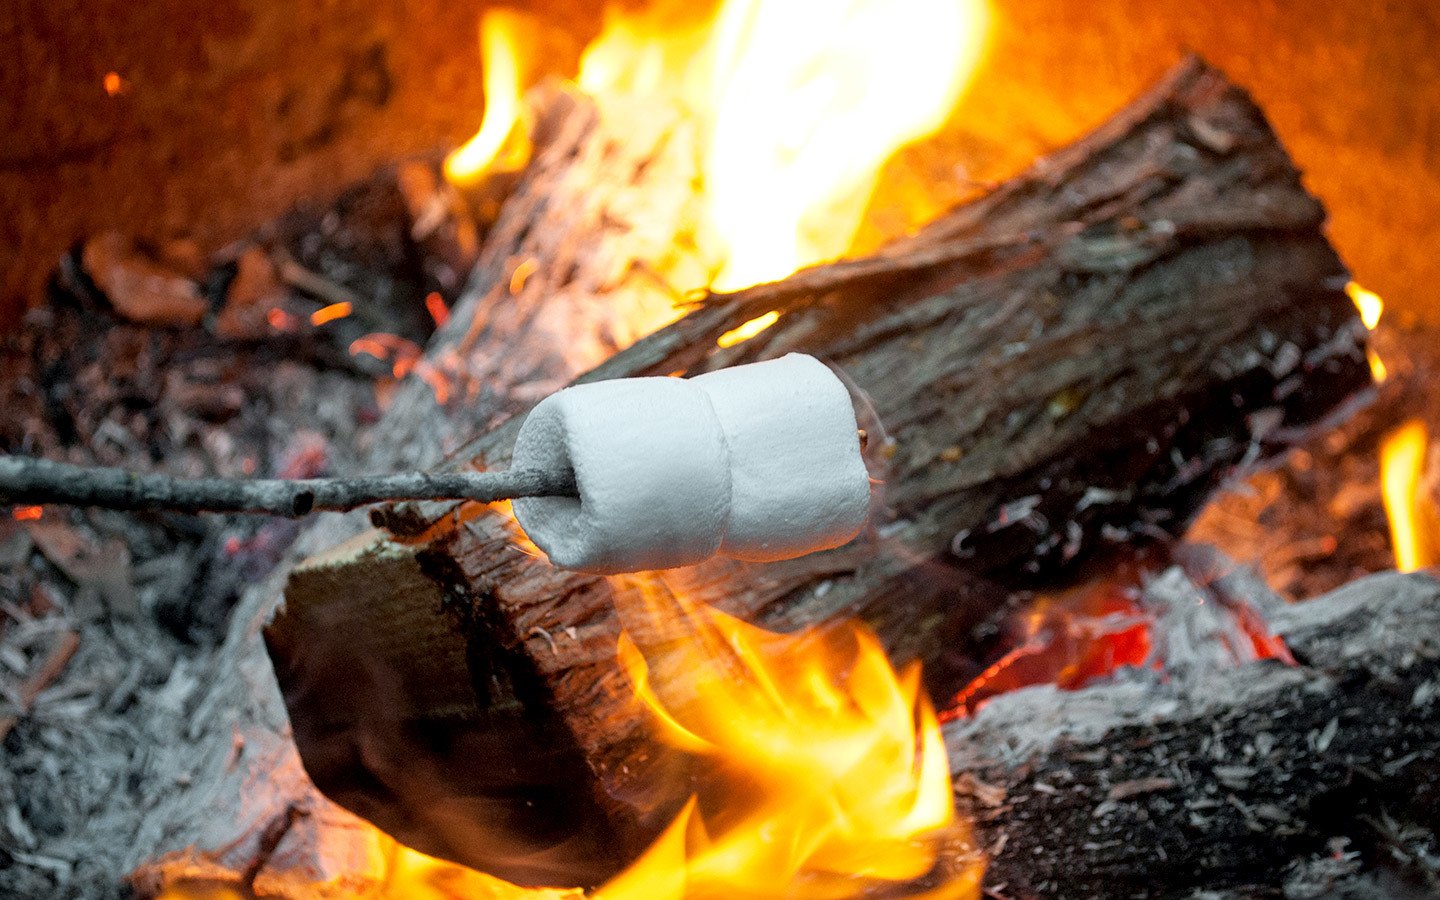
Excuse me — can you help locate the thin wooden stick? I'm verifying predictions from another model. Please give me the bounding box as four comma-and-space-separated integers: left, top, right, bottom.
0, 455, 577, 517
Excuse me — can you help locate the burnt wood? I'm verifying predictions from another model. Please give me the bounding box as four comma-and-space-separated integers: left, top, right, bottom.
949, 570, 1440, 897
267, 57, 1372, 885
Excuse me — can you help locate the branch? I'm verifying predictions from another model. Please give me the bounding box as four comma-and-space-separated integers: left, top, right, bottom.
0, 455, 577, 517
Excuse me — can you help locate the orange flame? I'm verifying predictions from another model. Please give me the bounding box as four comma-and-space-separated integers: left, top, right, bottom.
595, 577, 980, 899
1380, 418, 1434, 573
444, 9, 535, 184
11, 505, 43, 521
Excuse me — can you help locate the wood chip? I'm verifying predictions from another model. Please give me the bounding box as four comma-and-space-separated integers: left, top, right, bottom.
955, 771, 1008, 808
81, 232, 207, 326
18, 630, 81, 708
1105, 776, 1176, 802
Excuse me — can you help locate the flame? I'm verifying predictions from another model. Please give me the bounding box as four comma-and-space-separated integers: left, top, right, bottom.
715, 310, 780, 348
444, 9, 535, 184
11, 505, 43, 521
1346, 282, 1383, 331
580, 0, 990, 291
380, 845, 577, 899
1345, 281, 1388, 383
450, 0, 989, 292
1348, 285, 1434, 572
594, 576, 980, 899
1380, 419, 1434, 573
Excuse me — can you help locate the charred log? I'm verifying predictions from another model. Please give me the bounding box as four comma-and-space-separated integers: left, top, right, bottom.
949, 570, 1440, 897
268, 57, 1372, 885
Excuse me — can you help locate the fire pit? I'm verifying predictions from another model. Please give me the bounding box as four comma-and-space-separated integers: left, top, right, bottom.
3, 2, 1439, 898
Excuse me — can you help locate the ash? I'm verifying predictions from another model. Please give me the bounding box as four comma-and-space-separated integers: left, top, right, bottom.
0, 163, 470, 897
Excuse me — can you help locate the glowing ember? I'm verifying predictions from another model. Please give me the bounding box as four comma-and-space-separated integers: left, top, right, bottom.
443, 9, 535, 184
599, 576, 980, 898
266, 308, 298, 331
1380, 418, 1434, 573
943, 576, 1151, 719
348, 332, 424, 376
11, 505, 43, 521
944, 562, 1295, 720
424, 291, 450, 328
309, 301, 353, 326
103, 71, 129, 96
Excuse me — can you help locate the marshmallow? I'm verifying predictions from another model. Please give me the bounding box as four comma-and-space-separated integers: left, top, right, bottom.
511, 377, 732, 574
510, 354, 871, 574
694, 354, 871, 562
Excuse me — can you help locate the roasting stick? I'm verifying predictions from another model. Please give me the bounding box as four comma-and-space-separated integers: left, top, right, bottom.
0, 354, 871, 574
0, 455, 577, 517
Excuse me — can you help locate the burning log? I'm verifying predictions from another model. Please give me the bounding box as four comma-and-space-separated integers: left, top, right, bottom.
949, 569, 1440, 896
267, 57, 1371, 886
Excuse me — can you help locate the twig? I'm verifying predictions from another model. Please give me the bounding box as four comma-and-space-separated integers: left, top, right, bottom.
0, 455, 576, 518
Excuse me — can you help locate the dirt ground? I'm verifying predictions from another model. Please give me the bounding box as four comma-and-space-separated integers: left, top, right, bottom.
3, 0, 1438, 328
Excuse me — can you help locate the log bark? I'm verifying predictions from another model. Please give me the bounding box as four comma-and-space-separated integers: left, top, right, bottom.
267, 57, 1372, 886
947, 569, 1440, 897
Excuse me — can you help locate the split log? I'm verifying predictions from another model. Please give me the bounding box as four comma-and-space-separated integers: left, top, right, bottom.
948, 569, 1440, 897
268, 57, 1372, 886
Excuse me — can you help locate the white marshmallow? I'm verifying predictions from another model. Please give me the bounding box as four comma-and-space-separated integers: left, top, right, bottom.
694, 354, 871, 562
510, 354, 872, 574
511, 377, 732, 574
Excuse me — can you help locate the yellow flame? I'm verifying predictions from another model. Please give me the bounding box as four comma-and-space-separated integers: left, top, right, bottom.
715, 310, 780, 348
1345, 282, 1388, 382
593, 577, 980, 898
381, 845, 578, 899
1346, 282, 1383, 331
452, 0, 990, 292
698, 0, 989, 289
1380, 420, 1434, 573
580, 0, 990, 291
444, 9, 534, 184
1368, 349, 1388, 384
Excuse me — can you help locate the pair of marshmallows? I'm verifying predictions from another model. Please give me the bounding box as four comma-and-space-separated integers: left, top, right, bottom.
511, 353, 871, 575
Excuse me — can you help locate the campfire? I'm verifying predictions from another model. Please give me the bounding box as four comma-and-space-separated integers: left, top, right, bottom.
4, 1, 1439, 897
